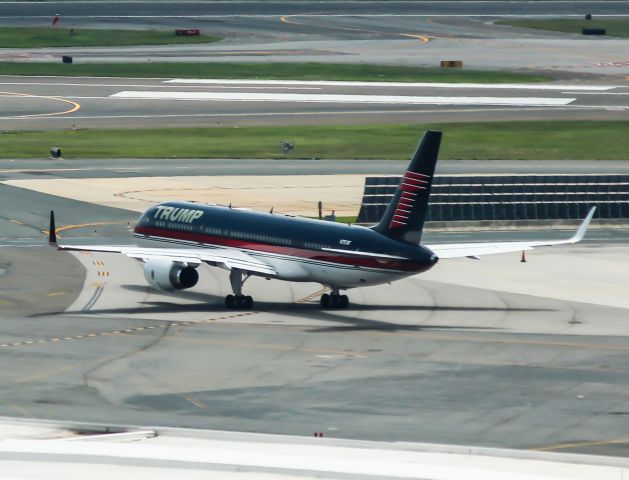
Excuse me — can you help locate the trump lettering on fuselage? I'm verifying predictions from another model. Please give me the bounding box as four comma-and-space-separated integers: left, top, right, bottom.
154, 205, 204, 223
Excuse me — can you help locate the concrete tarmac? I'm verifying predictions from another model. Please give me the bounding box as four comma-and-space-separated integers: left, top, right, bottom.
1, 158, 629, 456
2, 236, 629, 455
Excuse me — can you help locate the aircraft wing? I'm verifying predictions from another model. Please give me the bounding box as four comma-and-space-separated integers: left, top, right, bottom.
54, 244, 277, 276
426, 207, 596, 260
47, 212, 276, 277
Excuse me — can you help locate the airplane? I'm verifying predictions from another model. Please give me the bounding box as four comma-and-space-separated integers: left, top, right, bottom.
48, 130, 596, 310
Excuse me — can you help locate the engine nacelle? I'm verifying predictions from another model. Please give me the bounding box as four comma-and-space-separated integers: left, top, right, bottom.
143, 258, 199, 291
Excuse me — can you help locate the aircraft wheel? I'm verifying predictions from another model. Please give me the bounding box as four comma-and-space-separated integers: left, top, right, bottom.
320, 293, 331, 308
338, 295, 349, 309
225, 294, 235, 309
244, 295, 254, 309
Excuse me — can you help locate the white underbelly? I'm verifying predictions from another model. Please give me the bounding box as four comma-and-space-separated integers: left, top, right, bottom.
258, 255, 408, 288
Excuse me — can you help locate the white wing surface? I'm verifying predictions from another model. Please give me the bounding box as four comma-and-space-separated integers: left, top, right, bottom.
427, 207, 596, 260
54, 244, 277, 276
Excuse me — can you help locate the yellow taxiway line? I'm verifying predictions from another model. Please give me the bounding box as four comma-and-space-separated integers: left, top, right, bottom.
280, 15, 433, 44
531, 439, 629, 452
42, 220, 127, 238
0, 91, 80, 119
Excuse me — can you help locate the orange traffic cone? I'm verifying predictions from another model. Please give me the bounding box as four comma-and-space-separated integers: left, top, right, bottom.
520, 251, 526, 263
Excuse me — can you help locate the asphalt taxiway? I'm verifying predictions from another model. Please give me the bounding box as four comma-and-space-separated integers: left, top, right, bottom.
2, 160, 629, 455
5, 157, 629, 180
3, 224, 629, 453
5, 1, 629, 18
4, 1, 629, 80
2, 76, 629, 128
3, 0, 629, 129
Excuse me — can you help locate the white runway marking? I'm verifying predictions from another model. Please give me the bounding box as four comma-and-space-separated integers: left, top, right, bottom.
110, 90, 576, 106
166, 79, 616, 91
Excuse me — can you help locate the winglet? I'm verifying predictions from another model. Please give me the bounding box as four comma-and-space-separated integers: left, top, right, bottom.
48, 210, 57, 245
569, 206, 596, 243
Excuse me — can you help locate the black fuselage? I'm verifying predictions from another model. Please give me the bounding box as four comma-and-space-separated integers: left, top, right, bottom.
134, 202, 438, 283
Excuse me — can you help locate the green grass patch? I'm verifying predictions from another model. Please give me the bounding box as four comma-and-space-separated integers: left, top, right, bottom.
306, 216, 357, 223
497, 18, 629, 37
334, 216, 358, 224
0, 27, 221, 48
0, 61, 550, 83
2, 122, 629, 160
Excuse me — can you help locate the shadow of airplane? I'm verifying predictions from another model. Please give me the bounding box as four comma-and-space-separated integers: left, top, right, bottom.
50, 295, 555, 332
34, 281, 556, 333
121, 284, 224, 303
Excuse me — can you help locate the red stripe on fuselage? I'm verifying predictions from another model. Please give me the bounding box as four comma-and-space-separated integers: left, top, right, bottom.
133, 225, 429, 273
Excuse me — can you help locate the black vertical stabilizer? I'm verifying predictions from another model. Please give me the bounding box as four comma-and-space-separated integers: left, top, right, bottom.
372, 130, 442, 243
48, 210, 57, 245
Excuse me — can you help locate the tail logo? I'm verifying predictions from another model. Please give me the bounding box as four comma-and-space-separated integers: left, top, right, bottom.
389, 171, 431, 229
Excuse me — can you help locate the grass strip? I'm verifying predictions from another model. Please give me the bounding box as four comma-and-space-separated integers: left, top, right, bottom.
0, 27, 221, 47
0, 61, 550, 83
2, 122, 629, 160
497, 19, 629, 38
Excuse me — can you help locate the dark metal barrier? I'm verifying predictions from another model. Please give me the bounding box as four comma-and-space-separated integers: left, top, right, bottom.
356, 174, 629, 223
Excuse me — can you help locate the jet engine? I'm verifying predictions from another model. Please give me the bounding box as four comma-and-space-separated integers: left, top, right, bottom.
143, 258, 199, 291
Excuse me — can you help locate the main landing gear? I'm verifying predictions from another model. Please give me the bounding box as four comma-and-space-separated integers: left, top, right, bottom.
225, 294, 253, 309
225, 269, 254, 309
320, 287, 349, 309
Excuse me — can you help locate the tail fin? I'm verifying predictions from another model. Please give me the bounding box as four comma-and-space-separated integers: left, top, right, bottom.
372, 130, 441, 243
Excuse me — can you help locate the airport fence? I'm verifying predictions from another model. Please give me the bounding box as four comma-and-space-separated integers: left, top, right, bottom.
356, 174, 629, 223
